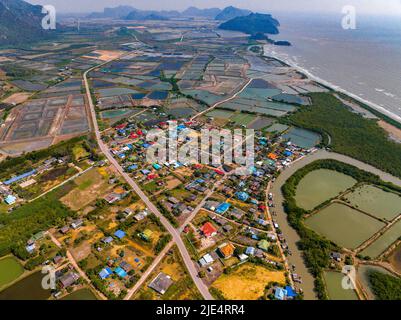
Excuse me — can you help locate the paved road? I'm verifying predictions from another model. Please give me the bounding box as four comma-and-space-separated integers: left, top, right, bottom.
83, 65, 213, 300
48, 231, 107, 300
271, 149, 401, 300
124, 242, 174, 300
29, 166, 93, 203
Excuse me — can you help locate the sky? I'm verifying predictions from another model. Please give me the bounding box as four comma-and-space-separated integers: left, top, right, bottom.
27, 0, 401, 15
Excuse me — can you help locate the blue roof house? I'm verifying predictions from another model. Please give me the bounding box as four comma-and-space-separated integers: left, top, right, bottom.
215, 202, 231, 214
275, 287, 288, 300
99, 267, 113, 280
5, 195, 16, 205
114, 266, 128, 278
114, 230, 126, 239
235, 192, 249, 202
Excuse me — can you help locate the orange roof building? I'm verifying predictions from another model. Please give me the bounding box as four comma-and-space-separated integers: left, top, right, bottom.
218, 243, 235, 259
268, 153, 278, 160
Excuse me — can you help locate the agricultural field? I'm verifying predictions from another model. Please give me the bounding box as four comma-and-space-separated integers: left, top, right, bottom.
305, 203, 385, 249
295, 169, 356, 210
210, 263, 286, 300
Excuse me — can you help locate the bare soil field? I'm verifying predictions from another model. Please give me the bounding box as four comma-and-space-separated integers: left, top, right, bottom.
211, 263, 286, 300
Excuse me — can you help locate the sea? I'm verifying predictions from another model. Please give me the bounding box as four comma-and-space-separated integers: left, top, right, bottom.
265, 12, 401, 122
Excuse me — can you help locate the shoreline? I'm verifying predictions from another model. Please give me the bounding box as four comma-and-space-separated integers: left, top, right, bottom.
263, 45, 401, 125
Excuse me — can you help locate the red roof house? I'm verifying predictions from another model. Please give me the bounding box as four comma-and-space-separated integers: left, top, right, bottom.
200, 222, 217, 237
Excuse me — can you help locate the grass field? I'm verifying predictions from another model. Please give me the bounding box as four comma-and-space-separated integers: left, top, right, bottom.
344, 185, 401, 221
210, 263, 286, 300
0, 256, 24, 289
305, 203, 385, 249
230, 113, 256, 126
295, 169, 356, 210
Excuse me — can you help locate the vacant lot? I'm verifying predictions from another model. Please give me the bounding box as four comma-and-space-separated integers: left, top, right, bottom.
295, 169, 356, 210
61, 168, 111, 210
305, 203, 385, 249
211, 263, 286, 300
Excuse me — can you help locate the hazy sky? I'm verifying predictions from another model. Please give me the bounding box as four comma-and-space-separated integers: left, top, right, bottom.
27, 0, 401, 15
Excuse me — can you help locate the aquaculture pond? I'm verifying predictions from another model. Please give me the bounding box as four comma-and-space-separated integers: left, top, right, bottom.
360, 220, 401, 258
0, 271, 51, 300
344, 185, 401, 221
101, 109, 136, 119
323, 271, 358, 300
295, 169, 356, 210
0, 256, 24, 289
305, 203, 385, 249
282, 127, 321, 149
62, 288, 97, 300
357, 265, 393, 300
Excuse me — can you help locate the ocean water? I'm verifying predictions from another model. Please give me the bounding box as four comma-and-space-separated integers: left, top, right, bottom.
266, 13, 401, 121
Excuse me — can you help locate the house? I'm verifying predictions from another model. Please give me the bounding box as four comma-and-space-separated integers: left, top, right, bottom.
258, 239, 270, 252
148, 272, 173, 295
168, 197, 180, 205
245, 247, 256, 256
102, 236, 113, 244
330, 252, 342, 262
215, 202, 231, 215
71, 219, 83, 229
4, 194, 16, 205
59, 272, 79, 288
285, 286, 297, 299
114, 230, 126, 239
199, 253, 214, 267
140, 229, 153, 241
218, 243, 235, 259
53, 255, 63, 265
274, 287, 287, 300
238, 254, 249, 262
229, 208, 245, 220
104, 193, 121, 204
114, 266, 128, 278
26, 243, 36, 254
123, 208, 134, 217
203, 200, 220, 211
222, 224, 233, 233
120, 261, 133, 273
99, 267, 113, 280
200, 222, 217, 238
60, 226, 70, 234
235, 191, 249, 202
134, 210, 148, 221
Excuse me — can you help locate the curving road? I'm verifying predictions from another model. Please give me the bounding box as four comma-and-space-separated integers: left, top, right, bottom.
271, 149, 401, 300
83, 64, 213, 300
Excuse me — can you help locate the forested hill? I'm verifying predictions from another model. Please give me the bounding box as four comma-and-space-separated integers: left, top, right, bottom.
0, 0, 55, 46
218, 13, 280, 35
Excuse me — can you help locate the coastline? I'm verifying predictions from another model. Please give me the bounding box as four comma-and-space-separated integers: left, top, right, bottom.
263, 45, 401, 125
